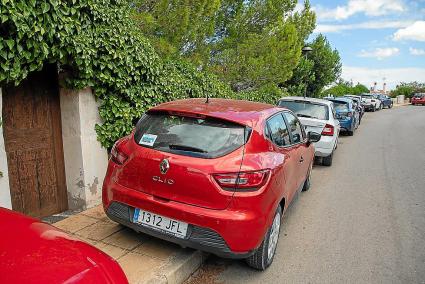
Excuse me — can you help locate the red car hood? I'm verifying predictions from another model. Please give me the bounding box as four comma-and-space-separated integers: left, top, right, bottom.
0, 208, 128, 284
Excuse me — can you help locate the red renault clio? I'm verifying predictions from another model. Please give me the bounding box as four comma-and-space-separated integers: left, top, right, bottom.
103, 98, 320, 270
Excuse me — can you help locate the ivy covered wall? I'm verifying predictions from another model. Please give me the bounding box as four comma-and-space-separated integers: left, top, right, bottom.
0, 0, 281, 148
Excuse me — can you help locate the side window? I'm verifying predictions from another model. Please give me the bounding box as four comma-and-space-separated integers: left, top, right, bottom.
266, 114, 291, 147
283, 112, 305, 144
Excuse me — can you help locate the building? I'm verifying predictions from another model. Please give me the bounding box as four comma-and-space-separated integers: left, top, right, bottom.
0, 65, 108, 218
370, 82, 389, 95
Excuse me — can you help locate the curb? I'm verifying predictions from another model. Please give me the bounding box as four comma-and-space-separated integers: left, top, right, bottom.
144, 250, 207, 284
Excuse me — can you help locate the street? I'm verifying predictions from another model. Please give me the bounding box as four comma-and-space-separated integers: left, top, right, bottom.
187, 105, 425, 284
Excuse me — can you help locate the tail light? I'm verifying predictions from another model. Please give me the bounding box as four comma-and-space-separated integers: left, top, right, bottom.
213, 170, 269, 192
321, 124, 334, 136
111, 141, 129, 165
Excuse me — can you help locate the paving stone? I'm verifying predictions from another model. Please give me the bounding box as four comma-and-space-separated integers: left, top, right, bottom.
75, 221, 123, 241
54, 214, 98, 233
118, 253, 162, 284
73, 235, 99, 246
95, 242, 129, 260
103, 228, 149, 250
134, 239, 180, 260
81, 205, 107, 220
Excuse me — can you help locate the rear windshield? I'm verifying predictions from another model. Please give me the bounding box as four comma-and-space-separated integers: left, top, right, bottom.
278, 100, 329, 120
134, 112, 247, 159
331, 101, 349, 111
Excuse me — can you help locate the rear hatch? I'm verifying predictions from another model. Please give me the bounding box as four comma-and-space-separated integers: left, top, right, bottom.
297, 117, 326, 133
115, 111, 248, 210
278, 99, 329, 132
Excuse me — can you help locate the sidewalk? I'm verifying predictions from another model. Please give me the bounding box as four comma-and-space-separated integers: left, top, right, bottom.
53, 205, 206, 284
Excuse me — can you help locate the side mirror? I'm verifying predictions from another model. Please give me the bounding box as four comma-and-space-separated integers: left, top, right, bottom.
307, 131, 321, 144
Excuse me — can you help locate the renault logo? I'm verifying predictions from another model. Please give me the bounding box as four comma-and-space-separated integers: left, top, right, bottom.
159, 159, 170, 174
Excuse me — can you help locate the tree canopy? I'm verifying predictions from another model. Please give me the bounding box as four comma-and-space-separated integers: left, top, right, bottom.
322, 80, 369, 97
132, 0, 318, 93
391, 82, 425, 98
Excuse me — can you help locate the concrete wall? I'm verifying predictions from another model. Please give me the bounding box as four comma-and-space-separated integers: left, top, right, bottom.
60, 87, 108, 210
0, 88, 12, 209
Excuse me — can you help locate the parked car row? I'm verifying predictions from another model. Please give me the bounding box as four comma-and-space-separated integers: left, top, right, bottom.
360, 93, 393, 111
1, 92, 394, 283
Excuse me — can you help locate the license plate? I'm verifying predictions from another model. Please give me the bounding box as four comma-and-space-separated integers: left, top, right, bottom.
132, 209, 188, 239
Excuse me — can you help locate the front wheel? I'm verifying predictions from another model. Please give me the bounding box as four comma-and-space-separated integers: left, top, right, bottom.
389, 103, 393, 109
322, 153, 333, 166
246, 206, 282, 270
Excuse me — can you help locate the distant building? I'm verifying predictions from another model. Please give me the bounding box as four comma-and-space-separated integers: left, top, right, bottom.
369, 82, 388, 95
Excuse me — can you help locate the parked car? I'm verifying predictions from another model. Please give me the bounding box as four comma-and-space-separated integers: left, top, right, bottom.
376, 94, 393, 109
103, 98, 321, 270
0, 208, 128, 284
344, 95, 364, 123
277, 97, 340, 166
412, 93, 425, 105
361, 93, 382, 111
325, 97, 359, 136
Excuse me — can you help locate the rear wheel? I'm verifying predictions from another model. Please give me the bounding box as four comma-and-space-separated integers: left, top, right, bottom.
322, 153, 333, 167
347, 130, 354, 136
246, 206, 282, 270
389, 103, 393, 109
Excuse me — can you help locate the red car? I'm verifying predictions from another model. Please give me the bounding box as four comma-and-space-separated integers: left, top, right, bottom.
412, 93, 425, 105
103, 98, 320, 270
0, 208, 128, 284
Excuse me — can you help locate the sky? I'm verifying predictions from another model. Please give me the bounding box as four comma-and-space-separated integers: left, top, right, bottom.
304, 0, 425, 90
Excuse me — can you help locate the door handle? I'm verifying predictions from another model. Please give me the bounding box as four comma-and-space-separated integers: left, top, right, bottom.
299, 156, 304, 163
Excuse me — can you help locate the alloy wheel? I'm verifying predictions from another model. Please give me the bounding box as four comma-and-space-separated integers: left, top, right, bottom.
267, 211, 281, 261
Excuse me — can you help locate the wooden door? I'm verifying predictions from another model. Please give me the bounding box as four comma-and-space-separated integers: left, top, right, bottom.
2, 65, 68, 218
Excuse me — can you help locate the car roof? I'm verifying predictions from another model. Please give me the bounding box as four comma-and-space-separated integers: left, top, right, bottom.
278, 96, 333, 106
150, 98, 283, 127
328, 97, 352, 103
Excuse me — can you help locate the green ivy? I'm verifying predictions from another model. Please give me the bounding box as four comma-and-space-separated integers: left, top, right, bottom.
0, 0, 281, 148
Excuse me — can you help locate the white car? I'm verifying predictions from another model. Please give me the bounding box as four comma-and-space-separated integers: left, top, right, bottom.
278, 97, 340, 166
361, 93, 382, 111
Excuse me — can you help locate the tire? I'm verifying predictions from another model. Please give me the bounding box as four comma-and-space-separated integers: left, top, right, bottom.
347, 130, 354, 136
372, 106, 376, 112
322, 153, 333, 167
246, 206, 282, 270
302, 163, 312, 191
380, 104, 383, 110
389, 103, 393, 109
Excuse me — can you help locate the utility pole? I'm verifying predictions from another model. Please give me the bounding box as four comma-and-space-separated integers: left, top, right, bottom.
302, 46, 313, 98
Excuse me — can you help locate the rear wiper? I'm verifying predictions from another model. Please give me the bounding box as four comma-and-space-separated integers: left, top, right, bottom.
168, 144, 208, 153
297, 114, 318, 119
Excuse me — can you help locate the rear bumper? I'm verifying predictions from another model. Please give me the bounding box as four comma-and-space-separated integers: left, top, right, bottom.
106, 201, 254, 259
314, 135, 336, 157
102, 177, 269, 258
338, 119, 354, 131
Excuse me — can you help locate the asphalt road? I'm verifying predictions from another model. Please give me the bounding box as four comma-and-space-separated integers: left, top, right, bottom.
187, 105, 425, 284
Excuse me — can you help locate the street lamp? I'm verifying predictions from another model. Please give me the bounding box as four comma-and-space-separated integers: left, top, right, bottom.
302, 46, 313, 98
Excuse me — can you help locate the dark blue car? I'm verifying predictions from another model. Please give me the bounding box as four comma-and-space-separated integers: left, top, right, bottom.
375, 94, 393, 109
326, 97, 359, 136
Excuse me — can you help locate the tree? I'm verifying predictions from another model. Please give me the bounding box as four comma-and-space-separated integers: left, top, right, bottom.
306, 34, 342, 97
210, 0, 316, 92
284, 34, 341, 97
131, 0, 221, 66
391, 82, 425, 98
322, 80, 369, 97
132, 0, 318, 94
